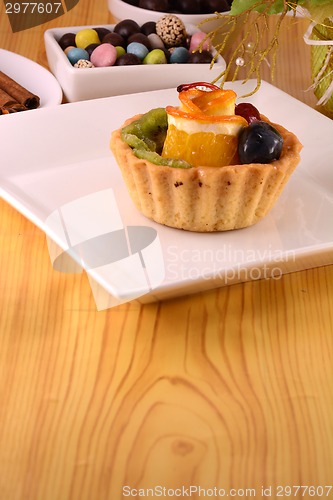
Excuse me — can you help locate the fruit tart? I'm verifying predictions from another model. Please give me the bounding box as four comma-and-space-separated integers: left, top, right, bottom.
110, 82, 302, 232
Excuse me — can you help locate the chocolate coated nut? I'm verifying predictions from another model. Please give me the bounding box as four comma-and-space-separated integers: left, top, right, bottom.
115, 53, 142, 65
85, 43, 100, 57
139, 0, 170, 11
127, 33, 151, 50
58, 32, 76, 50
141, 21, 156, 36
114, 19, 141, 40
103, 32, 126, 48
187, 50, 213, 63
93, 27, 111, 41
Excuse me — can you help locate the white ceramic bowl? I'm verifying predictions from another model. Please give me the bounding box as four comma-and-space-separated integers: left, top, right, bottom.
44, 24, 226, 103
108, 0, 230, 33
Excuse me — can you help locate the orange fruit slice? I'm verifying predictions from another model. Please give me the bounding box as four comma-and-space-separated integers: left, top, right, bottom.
179, 88, 237, 116
162, 124, 241, 167
162, 88, 247, 167
192, 89, 237, 116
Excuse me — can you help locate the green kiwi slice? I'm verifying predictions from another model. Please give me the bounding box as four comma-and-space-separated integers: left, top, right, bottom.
121, 107, 192, 169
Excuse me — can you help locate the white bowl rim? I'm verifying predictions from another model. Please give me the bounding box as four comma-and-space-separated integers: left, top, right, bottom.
108, 0, 231, 21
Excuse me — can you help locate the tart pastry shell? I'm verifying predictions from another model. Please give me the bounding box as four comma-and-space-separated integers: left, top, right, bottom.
110, 114, 303, 232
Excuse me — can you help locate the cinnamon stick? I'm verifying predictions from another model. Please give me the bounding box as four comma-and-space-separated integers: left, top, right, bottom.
0, 88, 18, 108
0, 106, 25, 114
0, 88, 26, 110
0, 71, 40, 109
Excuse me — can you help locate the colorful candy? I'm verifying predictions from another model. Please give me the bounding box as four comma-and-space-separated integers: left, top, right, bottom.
156, 15, 186, 47
115, 46, 126, 58
66, 47, 89, 65
147, 33, 164, 50
143, 49, 167, 65
189, 31, 212, 53
75, 28, 100, 49
74, 59, 95, 68
127, 42, 149, 60
90, 44, 117, 67
170, 46, 189, 64
61, 16, 216, 69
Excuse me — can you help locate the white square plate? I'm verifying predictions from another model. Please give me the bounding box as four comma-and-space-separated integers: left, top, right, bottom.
1, 80, 332, 308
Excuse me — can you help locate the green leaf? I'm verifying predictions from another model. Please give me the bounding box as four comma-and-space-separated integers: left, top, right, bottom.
267, 0, 285, 14
300, 0, 333, 23
230, 0, 262, 15
230, 0, 285, 15
307, 0, 333, 6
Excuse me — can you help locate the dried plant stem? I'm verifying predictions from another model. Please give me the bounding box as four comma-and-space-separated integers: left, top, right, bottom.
200, 0, 290, 96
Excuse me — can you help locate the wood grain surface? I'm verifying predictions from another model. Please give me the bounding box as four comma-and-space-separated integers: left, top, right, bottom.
0, 2, 332, 499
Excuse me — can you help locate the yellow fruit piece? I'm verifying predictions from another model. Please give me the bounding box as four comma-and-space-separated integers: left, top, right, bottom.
192, 89, 237, 116
179, 88, 237, 116
162, 124, 239, 167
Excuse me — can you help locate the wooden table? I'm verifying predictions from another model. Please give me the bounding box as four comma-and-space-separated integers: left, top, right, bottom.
0, 2, 332, 499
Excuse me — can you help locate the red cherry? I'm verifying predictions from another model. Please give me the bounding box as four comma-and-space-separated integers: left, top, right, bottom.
235, 102, 261, 124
